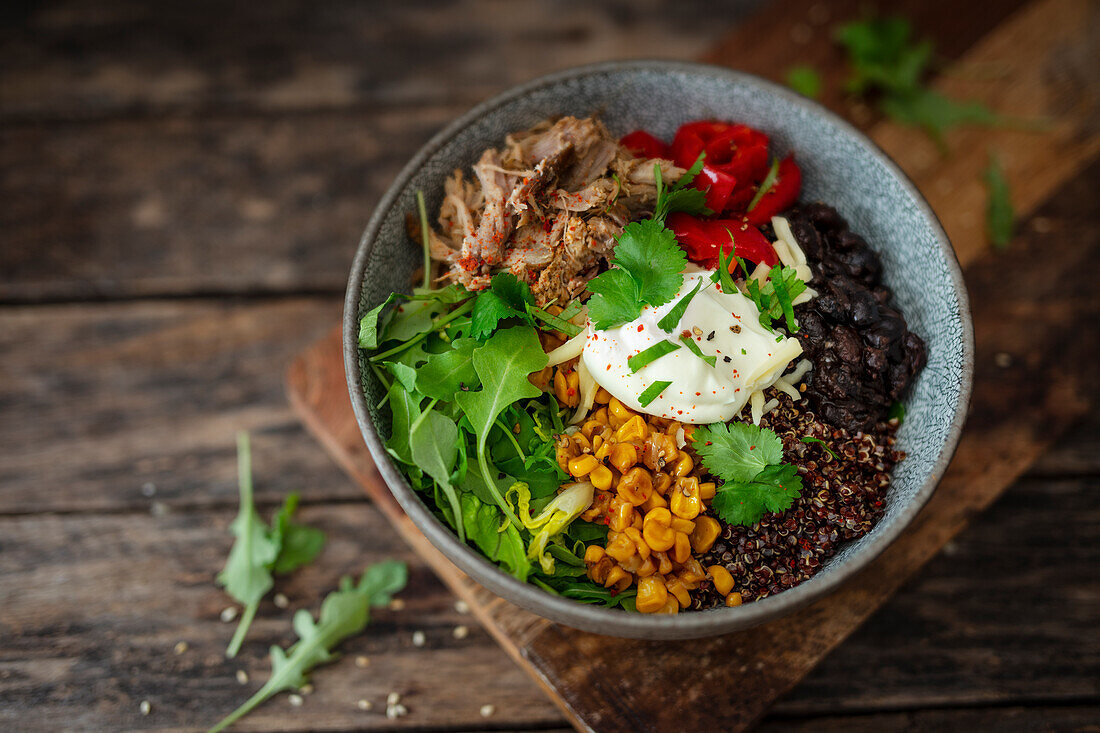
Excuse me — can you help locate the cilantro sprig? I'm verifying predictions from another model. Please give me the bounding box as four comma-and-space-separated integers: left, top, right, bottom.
586, 218, 687, 330
652, 153, 711, 223
692, 422, 804, 526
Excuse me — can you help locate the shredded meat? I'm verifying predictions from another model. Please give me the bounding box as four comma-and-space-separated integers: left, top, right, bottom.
425, 116, 663, 306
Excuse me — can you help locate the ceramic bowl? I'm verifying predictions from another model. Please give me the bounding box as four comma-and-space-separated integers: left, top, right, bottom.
344, 61, 973, 639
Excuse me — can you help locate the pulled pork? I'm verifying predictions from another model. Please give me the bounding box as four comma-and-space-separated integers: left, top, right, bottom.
424, 116, 681, 306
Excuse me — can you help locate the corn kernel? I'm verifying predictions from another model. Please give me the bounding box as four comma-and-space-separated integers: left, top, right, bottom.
654, 472, 673, 495
608, 500, 633, 532
707, 565, 735, 596
623, 527, 650, 560
613, 415, 648, 444
608, 396, 634, 426
671, 531, 692, 563
670, 478, 702, 520
642, 508, 675, 552
591, 407, 610, 426
653, 551, 673, 576
635, 576, 668, 613
594, 387, 612, 404
588, 557, 612, 585
589, 465, 613, 491
690, 516, 722, 554
641, 491, 668, 512
568, 455, 599, 478
583, 545, 605, 563
672, 451, 694, 478
725, 592, 744, 607
635, 556, 658, 578
617, 467, 653, 506
581, 419, 603, 440
605, 533, 636, 564
656, 597, 680, 614
670, 517, 695, 534
572, 433, 592, 453
698, 481, 717, 501
603, 565, 630, 589
666, 577, 691, 607
609, 443, 638, 473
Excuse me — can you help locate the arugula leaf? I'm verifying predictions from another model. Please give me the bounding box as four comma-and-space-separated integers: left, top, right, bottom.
384, 383, 421, 465
984, 153, 1014, 250
358, 293, 401, 349
710, 463, 803, 526
217, 432, 279, 658
415, 337, 479, 401
206, 561, 407, 733
746, 158, 780, 213
586, 218, 688, 330
383, 360, 418, 392
217, 436, 328, 658
679, 334, 717, 368
692, 422, 784, 483
384, 299, 445, 342
786, 65, 823, 99
455, 327, 548, 527
587, 269, 643, 331
881, 90, 1007, 146
460, 491, 530, 580
627, 340, 680, 373
410, 408, 465, 541
638, 380, 672, 407
269, 494, 325, 576
657, 278, 705, 332
800, 436, 839, 461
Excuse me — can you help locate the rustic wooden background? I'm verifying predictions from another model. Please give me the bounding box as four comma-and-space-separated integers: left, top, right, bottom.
1, 1, 1097, 732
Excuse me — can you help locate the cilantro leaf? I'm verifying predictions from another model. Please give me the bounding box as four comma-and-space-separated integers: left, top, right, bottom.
786, 65, 823, 99
800, 436, 839, 461
653, 155, 711, 223
638, 380, 672, 407
692, 422, 784, 483
984, 153, 1014, 250
627, 340, 680, 373
745, 265, 806, 332
657, 278, 705, 332
710, 463, 803, 526
206, 561, 407, 733
612, 219, 687, 305
586, 268, 643, 331
469, 272, 536, 340
679, 334, 717, 367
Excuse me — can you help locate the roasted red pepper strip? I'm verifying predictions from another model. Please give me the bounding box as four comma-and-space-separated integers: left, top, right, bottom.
744, 155, 802, 226
667, 212, 778, 269
619, 130, 670, 160
671, 127, 705, 169
694, 165, 737, 213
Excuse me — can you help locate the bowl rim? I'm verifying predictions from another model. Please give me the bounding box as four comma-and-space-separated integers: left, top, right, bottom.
343, 59, 974, 639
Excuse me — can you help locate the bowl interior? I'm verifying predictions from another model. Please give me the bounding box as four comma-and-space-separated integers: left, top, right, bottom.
347, 62, 971, 638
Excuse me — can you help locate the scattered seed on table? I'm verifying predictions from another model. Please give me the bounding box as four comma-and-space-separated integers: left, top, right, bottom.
300, 684, 314, 695
386, 703, 408, 719
236, 670, 249, 685
273, 593, 289, 609
453, 625, 469, 640
139, 700, 151, 715
389, 598, 406, 611
480, 704, 495, 718
454, 600, 470, 614
994, 352, 1012, 368
173, 641, 188, 655
150, 501, 169, 517
387, 692, 401, 706
412, 630, 425, 647
355, 655, 370, 668
357, 699, 373, 711
220, 606, 238, 623
141, 482, 157, 497
288, 694, 303, 707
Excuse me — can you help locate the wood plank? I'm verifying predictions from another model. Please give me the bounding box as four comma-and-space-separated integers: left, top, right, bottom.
0, 0, 762, 121
0, 504, 566, 732
759, 705, 1100, 732
1, 476, 1094, 730
773, 477, 1100, 715
0, 298, 361, 515
287, 154, 1100, 732
0, 108, 459, 302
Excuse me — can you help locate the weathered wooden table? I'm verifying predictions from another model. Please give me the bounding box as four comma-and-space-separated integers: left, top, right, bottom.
2, 1, 1097, 731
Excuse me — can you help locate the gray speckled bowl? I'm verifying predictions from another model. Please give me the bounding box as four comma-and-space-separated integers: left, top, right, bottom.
344, 61, 973, 639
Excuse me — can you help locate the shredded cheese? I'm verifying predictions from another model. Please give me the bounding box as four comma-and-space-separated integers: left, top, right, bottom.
762, 397, 780, 416
546, 326, 588, 366
570, 358, 597, 424
750, 389, 765, 425
773, 377, 801, 401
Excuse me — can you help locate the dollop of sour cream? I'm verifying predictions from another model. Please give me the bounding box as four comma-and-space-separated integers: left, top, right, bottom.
582, 268, 803, 424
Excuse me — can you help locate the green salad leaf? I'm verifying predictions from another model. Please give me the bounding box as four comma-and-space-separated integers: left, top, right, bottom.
206, 561, 407, 733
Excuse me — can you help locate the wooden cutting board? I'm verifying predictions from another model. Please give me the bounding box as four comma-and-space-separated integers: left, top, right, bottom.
287, 1, 1098, 729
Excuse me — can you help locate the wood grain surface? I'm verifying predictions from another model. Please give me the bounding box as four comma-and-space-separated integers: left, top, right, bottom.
3, 0, 1098, 731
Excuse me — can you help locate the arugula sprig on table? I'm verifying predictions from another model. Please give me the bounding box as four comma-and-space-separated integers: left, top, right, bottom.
207, 560, 407, 733
691, 422, 804, 526
217, 432, 325, 658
